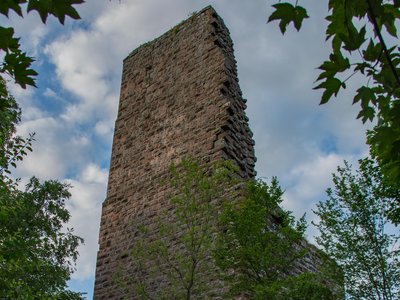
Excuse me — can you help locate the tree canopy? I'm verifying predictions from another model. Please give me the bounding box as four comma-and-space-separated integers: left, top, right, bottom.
314, 157, 400, 299
268, 0, 400, 187
0, 177, 84, 299
116, 161, 339, 299
116, 159, 239, 299
0, 1, 85, 298
0, 77, 34, 177
0, 0, 83, 88
0, 80, 84, 299
214, 178, 338, 299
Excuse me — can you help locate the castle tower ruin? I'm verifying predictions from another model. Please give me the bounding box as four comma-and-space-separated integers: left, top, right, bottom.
94, 6, 256, 298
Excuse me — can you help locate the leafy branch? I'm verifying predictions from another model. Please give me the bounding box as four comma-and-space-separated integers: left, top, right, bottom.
267, 0, 400, 188
0, 132, 35, 175
366, 0, 400, 87
115, 159, 239, 299
0, 0, 83, 88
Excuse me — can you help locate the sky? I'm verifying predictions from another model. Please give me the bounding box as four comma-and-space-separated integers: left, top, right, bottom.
4, 0, 370, 298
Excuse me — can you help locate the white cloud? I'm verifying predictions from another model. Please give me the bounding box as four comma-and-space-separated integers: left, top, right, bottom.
283, 154, 346, 211
44, 29, 115, 123
279, 152, 360, 242
43, 87, 62, 100
94, 120, 113, 137
14, 117, 93, 180
43, 0, 195, 126
15, 117, 67, 179
65, 164, 108, 280
2, 10, 49, 57
81, 163, 108, 184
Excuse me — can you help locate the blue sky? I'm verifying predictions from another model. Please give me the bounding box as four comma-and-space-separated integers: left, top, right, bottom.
4, 0, 370, 298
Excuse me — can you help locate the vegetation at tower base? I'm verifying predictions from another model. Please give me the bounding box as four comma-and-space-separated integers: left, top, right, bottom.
115, 159, 240, 299
267, 0, 400, 205
314, 157, 400, 299
214, 178, 339, 299
118, 159, 339, 299
0, 75, 84, 299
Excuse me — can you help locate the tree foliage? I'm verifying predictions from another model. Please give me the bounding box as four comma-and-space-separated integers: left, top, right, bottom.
268, 0, 400, 186
118, 162, 337, 299
213, 178, 336, 299
0, 0, 83, 88
0, 1, 85, 298
314, 158, 400, 299
116, 159, 239, 299
0, 64, 83, 298
0, 177, 84, 299
0, 78, 34, 177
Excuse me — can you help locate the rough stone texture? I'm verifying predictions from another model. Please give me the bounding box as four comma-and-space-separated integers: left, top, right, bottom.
93, 6, 333, 299
94, 6, 256, 299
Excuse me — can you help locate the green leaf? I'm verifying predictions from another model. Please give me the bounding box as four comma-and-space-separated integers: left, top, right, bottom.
354, 62, 371, 75
331, 35, 342, 54
27, 0, 83, 25
357, 106, 375, 123
0, 0, 25, 17
314, 77, 342, 104
363, 39, 382, 62
380, 4, 399, 37
353, 86, 376, 105
0, 27, 20, 52
0, 26, 38, 88
316, 52, 350, 81
293, 6, 308, 31
347, 0, 368, 18
27, 0, 50, 23
325, 3, 347, 41
341, 25, 366, 52
2, 52, 38, 88
268, 3, 308, 34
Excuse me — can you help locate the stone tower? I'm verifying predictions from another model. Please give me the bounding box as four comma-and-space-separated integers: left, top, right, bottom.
94, 6, 256, 298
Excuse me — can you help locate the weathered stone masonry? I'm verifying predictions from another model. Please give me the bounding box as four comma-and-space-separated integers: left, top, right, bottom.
93, 5, 339, 299
94, 6, 256, 299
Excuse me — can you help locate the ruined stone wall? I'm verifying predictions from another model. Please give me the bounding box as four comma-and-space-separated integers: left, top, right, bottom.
93, 5, 338, 299
94, 6, 256, 299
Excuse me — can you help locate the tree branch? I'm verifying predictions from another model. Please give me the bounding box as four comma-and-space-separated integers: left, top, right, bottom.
366, 0, 400, 88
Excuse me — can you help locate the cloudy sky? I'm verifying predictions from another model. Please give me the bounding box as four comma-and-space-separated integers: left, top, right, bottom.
4, 0, 370, 298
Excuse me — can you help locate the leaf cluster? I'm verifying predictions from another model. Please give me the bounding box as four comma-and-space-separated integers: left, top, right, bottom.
0, 75, 83, 299
268, 0, 400, 187
0, 2, 85, 298
314, 157, 400, 299
214, 178, 334, 299
0, 177, 84, 299
0, 0, 83, 88
117, 159, 240, 300
267, 3, 309, 34
0, 78, 34, 181
324, 0, 400, 182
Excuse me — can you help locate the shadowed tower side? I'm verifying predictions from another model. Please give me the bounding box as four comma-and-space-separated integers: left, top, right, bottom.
93, 6, 256, 299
